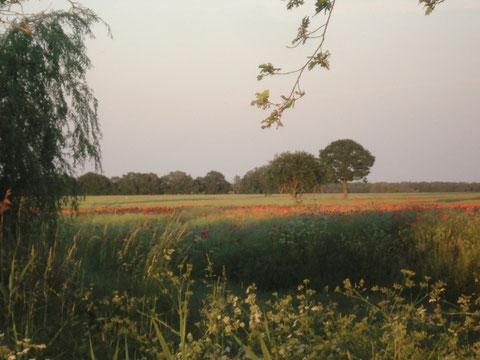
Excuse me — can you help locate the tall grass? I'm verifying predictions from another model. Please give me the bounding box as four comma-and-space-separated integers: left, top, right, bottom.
0, 213, 188, 358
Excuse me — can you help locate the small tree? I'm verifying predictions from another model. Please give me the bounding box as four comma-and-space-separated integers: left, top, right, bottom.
319, 139, 375, 199
266, 151, 324, 201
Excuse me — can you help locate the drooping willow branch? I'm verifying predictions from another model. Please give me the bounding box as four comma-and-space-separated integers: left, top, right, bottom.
0, 0, 93, 33
251, 0, 446, 129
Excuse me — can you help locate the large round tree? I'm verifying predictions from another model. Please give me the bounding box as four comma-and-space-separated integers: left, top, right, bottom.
319, 139, 375, 199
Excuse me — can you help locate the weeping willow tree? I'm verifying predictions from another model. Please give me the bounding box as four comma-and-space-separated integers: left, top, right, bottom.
0, 8, 105, 246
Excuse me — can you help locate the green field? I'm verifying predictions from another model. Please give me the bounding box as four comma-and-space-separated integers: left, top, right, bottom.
79, 192, 480, 209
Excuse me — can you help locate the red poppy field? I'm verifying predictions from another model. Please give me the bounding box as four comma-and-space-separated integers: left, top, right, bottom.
69, 193, 480, 293
71, 193, 480, 220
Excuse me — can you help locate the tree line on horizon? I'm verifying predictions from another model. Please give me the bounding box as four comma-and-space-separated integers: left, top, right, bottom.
79, 170, 480, 196
79, 139, 478, 197
80, 139, 378, 199
79, 170, 231, 196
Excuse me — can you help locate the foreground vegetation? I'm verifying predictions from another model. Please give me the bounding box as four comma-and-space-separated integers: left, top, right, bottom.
2, 194, 480, 358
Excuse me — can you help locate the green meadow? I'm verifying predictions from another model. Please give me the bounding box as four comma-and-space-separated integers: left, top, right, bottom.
79, 192, 480, 209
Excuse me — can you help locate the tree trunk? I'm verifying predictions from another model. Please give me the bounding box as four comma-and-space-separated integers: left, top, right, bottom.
343, 179, 348, 199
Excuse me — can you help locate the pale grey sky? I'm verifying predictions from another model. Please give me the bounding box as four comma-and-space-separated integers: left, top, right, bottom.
76, 0, 480, 182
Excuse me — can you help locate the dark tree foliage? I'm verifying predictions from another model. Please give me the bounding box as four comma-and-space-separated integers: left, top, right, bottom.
265, 151, 325, 201
232, 175, 243, 194
79, 172, 112, 195
198, 171, 231, 195
114, 175, 137, 195
319, 139, 375, 199
109, 172, 161, 195
131, 172, 161, 195
0, 11, 103, 238
240, 166, 270, 194
161, 171, 195, 195
319, 181, 480, 194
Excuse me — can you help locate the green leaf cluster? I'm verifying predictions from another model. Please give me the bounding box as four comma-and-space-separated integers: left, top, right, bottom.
292, 16, 310, 46
308, 50, 330, 70
256, 63, 281, 81
285, 0, 305, 10
315, 0, 332, 14
419, 0, 445, 15
250, 89, 271, 109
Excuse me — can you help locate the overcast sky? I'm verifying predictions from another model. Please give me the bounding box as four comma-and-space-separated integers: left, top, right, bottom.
68, 0, 479, 182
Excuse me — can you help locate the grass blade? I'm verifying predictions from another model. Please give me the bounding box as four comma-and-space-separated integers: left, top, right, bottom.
124, 335, 129, 360
153, 319, 174, 360
259, 336, 273, 360
89, 336, 96, 360
232, 334, 262, 360
18, 255, 34, 283
8, 258, 15, 294
112, 338, 120, 360
263, 315, 277, 359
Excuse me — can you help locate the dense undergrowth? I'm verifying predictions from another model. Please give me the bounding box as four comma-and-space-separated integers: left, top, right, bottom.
185, 208, 480, 296
1, 205, 480, 358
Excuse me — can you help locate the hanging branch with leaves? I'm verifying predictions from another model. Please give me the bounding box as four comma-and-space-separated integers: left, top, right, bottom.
251, 0, 336, 129
0, 0, 94, 34
251, 0, 446, 129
